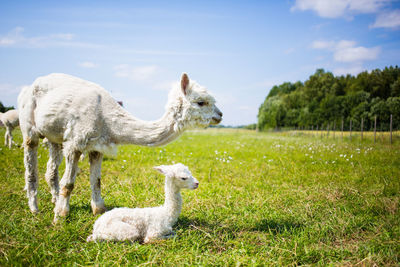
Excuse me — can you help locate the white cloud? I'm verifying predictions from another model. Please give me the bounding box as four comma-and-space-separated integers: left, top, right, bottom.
284, 48, 295, 54
311, 40, 336, 50
291, 0, 389, 18
333, 65, 365, 76
78, 61, 98, 68
51, 33, 74, 40
0, 27, 99, 48
0, 84, 27, 107
114, 65, 159, 81
0, 27, 24, 46
312, 39, 380, 63
292, 0, 348, 18
153, 80, 177, 91
370, 9, 400, 28
334, 45, 380, 62
312, 39, 380, 76
347, 0, 388, 13
238, 105, 256, 111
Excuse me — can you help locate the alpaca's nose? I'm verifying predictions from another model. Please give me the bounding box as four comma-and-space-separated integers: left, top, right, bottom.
193, 182, 199, 189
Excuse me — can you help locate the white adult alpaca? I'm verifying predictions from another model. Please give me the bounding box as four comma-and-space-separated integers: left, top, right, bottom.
87, 163, 198, 243
18, 73, 222, 221
0, 109, 19, 149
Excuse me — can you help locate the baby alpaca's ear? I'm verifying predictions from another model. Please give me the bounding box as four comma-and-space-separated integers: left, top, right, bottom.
154, 165, 169, 175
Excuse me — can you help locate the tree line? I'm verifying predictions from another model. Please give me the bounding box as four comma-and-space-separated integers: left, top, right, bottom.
257, 66, 400, 131
0, 102, 15, 113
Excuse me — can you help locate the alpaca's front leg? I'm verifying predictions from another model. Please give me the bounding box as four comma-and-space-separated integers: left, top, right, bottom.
4, 131, 7, 146
89, 151, 106, 215
24, 138, 39, 213
45, 142, 63, 204
54, 150, 81, 221
144, 228, 175, 243
8, 128, 14, 148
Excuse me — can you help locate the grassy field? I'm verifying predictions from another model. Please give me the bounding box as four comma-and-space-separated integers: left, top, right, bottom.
290, 129, 400, 145
0, 128, 399, 266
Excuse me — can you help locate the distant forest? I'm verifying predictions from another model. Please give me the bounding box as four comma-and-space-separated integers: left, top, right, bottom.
0, 102, 15, 113
258, 66, 400, 131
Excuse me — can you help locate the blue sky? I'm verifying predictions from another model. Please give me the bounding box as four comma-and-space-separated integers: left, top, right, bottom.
1, 0, 399, 126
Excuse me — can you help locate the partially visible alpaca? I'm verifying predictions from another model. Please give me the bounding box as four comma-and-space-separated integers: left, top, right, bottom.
87, 163, 198, 243
0, 109, 19, 149
18, 73, 221, 221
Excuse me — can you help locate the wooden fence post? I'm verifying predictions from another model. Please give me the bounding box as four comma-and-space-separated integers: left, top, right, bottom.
361, 117, 364, 142
333, 121, 336, 139
374, 116, 377, 144
350, 119, 352, 141
341, 118, 344, 141
327, 123, 329, 137
390, 114, 393, 145
321, 125, 323, 138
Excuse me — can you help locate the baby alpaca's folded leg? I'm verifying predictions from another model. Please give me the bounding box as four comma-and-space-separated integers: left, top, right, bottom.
144, 228, 175, 243
89, 221, 141, 242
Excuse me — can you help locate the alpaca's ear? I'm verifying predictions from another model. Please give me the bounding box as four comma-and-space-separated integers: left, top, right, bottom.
181, 73, 190, 96
154, 165, 168, 175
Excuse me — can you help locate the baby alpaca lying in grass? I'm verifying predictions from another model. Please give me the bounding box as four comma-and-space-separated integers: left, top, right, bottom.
87, 163, 199, 243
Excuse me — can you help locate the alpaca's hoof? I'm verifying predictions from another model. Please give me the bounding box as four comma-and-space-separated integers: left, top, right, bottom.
92, 205, 107, 215
144, 237, 153, 244
51, 196, 58, 204
54, 206, 69, 218
30, 207, 39, 214
53, 215, 65, 224
59, 209, 69, 217
91, 200, 106, 215
28, 200, 39, 214
53, 211, 68, 224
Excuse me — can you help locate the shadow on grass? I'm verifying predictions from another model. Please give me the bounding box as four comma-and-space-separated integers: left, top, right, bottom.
251, 219, 304, 234
69, 203, 93, 214
69, 200, 129, 215
176, 216, 214, 229
177, 216, 304, 236
102, 157, 116, 162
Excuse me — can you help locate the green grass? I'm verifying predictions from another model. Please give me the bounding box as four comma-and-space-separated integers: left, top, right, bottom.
0, 128, 399, 266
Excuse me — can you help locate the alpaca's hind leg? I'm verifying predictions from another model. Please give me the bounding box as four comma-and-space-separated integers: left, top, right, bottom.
8, 127, 14, 148
24, 137, 40, 213
4, 130, 7, 146
89, 151, 106, 215
45, 142, 63, 204
54, 150, 81, 221
4, 128, 10, 147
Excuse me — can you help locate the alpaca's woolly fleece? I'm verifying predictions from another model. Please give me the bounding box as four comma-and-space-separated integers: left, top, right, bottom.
87, 163, 199, 243
17, 73, 221, 220
0, 109, 19, 149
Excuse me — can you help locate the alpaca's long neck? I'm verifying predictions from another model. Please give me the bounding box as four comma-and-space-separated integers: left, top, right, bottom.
163, 179, 182, 226
108, 105, 183, 146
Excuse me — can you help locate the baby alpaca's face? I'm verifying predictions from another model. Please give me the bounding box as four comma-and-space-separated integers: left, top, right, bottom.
173, 166, 199, 190
154, 163, 199, 190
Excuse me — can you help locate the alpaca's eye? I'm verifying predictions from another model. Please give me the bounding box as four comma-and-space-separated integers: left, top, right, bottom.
197, 101, 205, 107
181, 177, 187, 181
